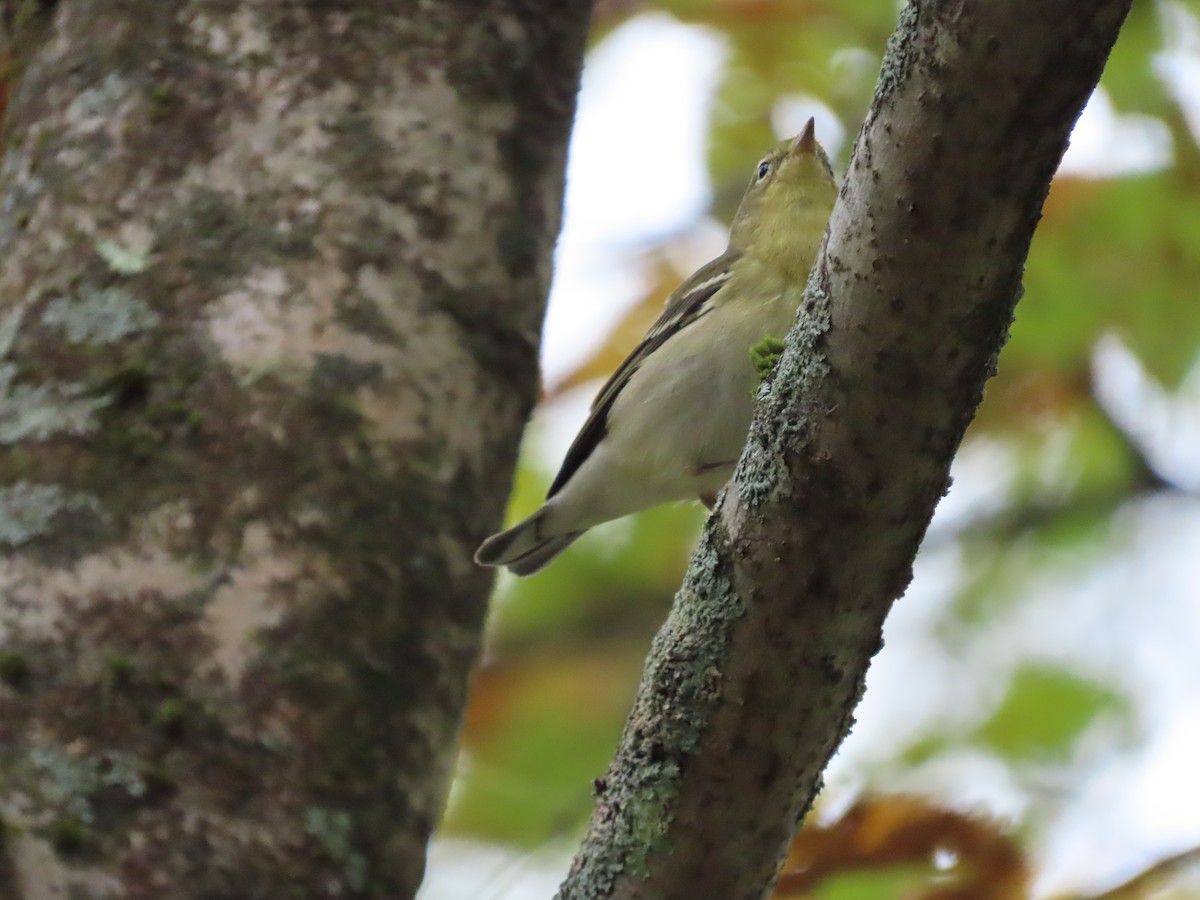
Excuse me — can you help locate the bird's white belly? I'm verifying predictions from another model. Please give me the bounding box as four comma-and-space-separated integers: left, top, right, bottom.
611, 336, 753, 482
551, 289, 802, 529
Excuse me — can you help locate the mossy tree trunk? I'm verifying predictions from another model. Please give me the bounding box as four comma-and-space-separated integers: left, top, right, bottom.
0, 1, 590, 897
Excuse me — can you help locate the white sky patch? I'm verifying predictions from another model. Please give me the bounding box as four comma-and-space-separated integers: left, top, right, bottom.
925, 437, 1019, 538
1057, 87, 1172, 178
541, 15, 727, 385
1092, 334, 1200, 491
773, 95, 847, 162
1025, 499, 1200, 895
1154, 1, 1200, 145
1126, 705, 1200, 845
418, 837, 571, 900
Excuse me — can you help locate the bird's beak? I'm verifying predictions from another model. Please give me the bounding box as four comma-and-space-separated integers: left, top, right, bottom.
791, 118, 816, 155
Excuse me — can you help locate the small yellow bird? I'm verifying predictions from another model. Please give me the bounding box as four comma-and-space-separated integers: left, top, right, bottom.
476, 119, 837, 576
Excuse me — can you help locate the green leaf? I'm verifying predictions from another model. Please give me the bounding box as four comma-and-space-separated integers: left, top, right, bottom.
1017, 171, 1200, 387
1005, 406, 1143, 513
813, 866, 932, 900
1099, 0, 1170, 116
441, 647, 641, 845
971, 665, 1128, 763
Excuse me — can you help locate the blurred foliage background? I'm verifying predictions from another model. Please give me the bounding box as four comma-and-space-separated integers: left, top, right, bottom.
426, 1, 1200, 897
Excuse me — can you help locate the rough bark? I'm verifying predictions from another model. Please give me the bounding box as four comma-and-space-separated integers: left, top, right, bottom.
559, 1, 1132, 898
0, 1, 589, 897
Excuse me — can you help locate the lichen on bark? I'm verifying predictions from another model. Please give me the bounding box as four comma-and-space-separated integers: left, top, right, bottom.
0, 0, 591, 896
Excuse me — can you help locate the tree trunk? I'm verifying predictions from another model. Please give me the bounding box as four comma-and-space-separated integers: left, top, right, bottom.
0, 1, 589, 897
559, 1, 1132, 898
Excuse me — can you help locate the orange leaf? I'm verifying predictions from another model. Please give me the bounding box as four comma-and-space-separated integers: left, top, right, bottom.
1041, 176, 1100, 227
774, 794, 1030, 900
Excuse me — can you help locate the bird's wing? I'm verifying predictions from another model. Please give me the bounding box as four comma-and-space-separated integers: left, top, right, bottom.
547, 252, 737, 499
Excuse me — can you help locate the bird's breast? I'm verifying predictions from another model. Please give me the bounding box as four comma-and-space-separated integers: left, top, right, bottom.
606, 284, 804, 483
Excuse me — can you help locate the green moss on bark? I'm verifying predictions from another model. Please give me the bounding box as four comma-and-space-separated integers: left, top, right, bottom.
561, 530, 744, 898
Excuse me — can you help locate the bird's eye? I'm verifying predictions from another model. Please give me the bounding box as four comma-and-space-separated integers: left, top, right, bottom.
756, 159, 772, 181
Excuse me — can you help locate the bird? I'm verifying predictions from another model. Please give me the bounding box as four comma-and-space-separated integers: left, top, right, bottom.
476, 118, 837, 576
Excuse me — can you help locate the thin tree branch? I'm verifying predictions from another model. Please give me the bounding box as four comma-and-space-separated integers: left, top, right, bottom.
559, 1, 1134, 898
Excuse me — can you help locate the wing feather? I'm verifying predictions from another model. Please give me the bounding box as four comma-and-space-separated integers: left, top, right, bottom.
546, 252, 737, 499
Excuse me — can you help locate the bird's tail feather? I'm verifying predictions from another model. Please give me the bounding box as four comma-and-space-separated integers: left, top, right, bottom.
505, 533, 581, 576
475, 511, 582, 576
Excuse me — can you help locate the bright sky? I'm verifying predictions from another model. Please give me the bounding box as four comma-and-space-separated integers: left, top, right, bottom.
539, 14, 726, 388
422, 9, 1200, 897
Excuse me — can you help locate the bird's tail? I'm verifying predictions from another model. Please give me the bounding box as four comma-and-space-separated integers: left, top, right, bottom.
474, 510, 582, 577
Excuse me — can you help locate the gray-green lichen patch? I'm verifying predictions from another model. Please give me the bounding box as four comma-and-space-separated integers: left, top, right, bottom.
41, 286, 160, 345
735, 265, 833, 507
0, 379, 110, 444
0, 303, 28, 358
30, 746, 148, 826
95, 240, 150, 276
66, 73, 133, 126
873, 1, 922, 115
0, 482, 105, 547
1, 300, 107, 442
618, 759, 682, 880
568, 531, 742, 896
305, 807, 368, 893
0, 171, 44, 242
